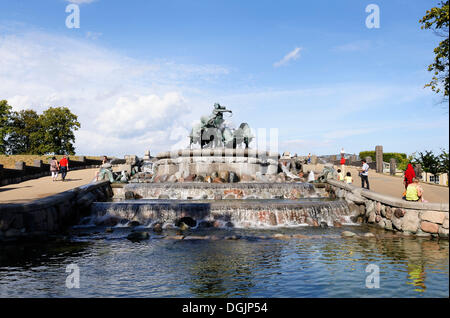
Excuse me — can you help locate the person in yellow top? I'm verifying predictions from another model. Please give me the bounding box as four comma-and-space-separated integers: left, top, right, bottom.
344, 172, 353, 184
405, 177, 424, 202
337, 169, 344, 181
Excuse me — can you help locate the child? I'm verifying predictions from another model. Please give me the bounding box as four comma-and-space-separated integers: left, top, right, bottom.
405, 177, 425, 202
345, 172, 353, 184
337, 169, 344, 181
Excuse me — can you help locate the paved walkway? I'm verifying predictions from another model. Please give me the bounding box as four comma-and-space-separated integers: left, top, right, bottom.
0, 168, 99, 204
304, 164, 449, 204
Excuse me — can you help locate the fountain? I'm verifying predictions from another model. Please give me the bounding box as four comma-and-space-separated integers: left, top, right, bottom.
90, 103, 358, 230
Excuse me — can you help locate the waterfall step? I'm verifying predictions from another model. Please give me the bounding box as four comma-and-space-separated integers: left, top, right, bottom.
89, 199, 353, 228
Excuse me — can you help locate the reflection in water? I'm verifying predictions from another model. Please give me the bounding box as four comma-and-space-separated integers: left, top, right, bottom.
0, 226, 448, 297
407, 263, 426, 293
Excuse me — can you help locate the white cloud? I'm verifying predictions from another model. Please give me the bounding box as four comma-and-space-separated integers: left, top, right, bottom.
273, 47, 302, 68
0, 29, 229, 156
86, 31, 102, 40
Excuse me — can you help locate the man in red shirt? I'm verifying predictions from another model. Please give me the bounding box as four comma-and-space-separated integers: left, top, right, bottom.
59, 155, 69, 181
340, 156, 346, 174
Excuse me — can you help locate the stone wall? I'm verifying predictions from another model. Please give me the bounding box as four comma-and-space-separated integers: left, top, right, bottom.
325, 179, 449, 238
0, 181, 113, 242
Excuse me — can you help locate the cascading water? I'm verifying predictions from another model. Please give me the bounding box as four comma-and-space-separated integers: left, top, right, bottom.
87, 199, 356, 229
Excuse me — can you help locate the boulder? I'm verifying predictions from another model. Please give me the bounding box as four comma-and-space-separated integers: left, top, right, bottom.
272, 233, 291, 240
177, 217, 196, 228
152, 223, 163, 233
385, 206, 393, 220
194, 175, 205, 182
212, 177, 224, 183
341, 231, 356, 237
127, 231, 149, 241
128, 220, 141, 227
184, 174, 196, 182
421, 221, 439, 234
211, 171, 219, 179
421, 211, 447, 225
367, 211, 376, 223
218, 171, 229, 181
394, 208, 405, 218
392, 217, 403, 231
229, 172, 239, 183
124, 191, 136, 200
225, 221, 234, 228
105, 227, 114, 233
384, 219, 393, 231
402, 211, 420, 233
333, 221, 342, 227
363, 233, 375, 238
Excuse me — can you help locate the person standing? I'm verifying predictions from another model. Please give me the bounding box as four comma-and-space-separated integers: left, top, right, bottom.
59, 155, 69, 182
359, 159, 370, 190
50, 156, 59, 181
340, 155, 346, 174
307, 153, 311, 164
403, 163, 416, 190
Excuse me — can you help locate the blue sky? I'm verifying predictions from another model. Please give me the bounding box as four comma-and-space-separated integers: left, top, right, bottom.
0, 0, 448, 157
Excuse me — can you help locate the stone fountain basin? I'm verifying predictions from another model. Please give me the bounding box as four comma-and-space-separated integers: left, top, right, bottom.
89, 199, 355, 228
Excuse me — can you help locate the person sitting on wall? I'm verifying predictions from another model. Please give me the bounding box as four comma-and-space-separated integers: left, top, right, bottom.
404, 177, 425, 202
95, 156, 115, 183
345, 172, 353, 184
337, 169, 344, 181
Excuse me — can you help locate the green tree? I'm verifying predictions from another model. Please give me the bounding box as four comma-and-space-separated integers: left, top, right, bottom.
419, 0, 449, 103
39, 107, 81, 155
0, 100, 12, 154
415, 150, 441, 183
439, 148, 449, 185
6, 109, 42, 154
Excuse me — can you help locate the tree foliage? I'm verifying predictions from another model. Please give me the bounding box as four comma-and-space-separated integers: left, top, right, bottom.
414, 150, 442, 182
38, 107, 81, 155
419, 0, 449, 102
0, 100, 12, 154
439, 148, 449, 182
6, 109, 41, 155
1, 101, 81, 155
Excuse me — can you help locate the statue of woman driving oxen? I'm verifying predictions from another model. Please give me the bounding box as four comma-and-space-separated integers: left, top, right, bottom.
189, 103, 253, 149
